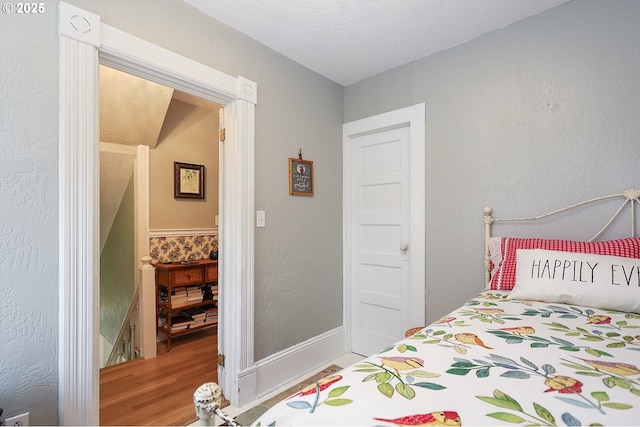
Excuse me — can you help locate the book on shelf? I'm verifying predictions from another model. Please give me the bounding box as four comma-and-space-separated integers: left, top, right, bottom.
183, 307, 206, 320
170, 314, 190, 331
159, 288, 169, 303
204, 305, 218, 324
172, 287, 187, 296
182, 307, 206, 327
202, 284, 218, 301
183, 285, 203, 303
171, 297, 189, 308
158, 316, 167, 328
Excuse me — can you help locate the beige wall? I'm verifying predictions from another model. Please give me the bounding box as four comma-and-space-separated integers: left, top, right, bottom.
150, 99, 219, 229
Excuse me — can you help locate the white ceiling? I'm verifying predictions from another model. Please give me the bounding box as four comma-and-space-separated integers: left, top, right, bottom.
182, 0, 570, 86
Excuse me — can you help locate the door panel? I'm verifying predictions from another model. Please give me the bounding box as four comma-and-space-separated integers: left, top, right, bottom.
350, 126, 412, 356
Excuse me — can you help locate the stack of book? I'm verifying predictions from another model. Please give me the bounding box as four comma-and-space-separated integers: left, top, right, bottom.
171, 286, 189, 308
158, 315, 167, 328
158, 287, 169, 304
186, 285, 203, 304
205, 305, 218, 324
169, 314, 190, 332
183, 307, 206, 328
202, 284, 218, 301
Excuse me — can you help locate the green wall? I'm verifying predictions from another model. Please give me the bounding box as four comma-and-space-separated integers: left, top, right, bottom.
100, 173, 135, 348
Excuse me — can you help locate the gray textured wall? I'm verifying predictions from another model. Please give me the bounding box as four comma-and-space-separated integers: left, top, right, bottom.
345, 0, 640, 323
0, 0, 343, 423
2, 0, 640, 423
0, 2, 59, 424
67, 0, 345, 362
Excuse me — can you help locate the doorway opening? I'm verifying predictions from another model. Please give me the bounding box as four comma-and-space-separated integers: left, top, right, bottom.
342, 103, 426, 355
58, 3, 258, 425
98, 65, 222, 367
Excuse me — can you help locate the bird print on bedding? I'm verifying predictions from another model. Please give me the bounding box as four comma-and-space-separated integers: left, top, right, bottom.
252, 292, 640, 426
373, 411, 462, 426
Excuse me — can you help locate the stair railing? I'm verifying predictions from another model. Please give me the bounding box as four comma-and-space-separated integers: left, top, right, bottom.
105, 286, 140, 366
104, 255, 157, 366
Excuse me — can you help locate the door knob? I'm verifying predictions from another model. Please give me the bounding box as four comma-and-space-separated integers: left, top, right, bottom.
399, 242, 409, 252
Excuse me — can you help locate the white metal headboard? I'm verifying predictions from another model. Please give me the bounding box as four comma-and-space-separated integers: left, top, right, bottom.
483, 189, 640, 284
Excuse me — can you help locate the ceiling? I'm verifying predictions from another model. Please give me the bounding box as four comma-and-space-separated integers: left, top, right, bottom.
182, 0, 571, 86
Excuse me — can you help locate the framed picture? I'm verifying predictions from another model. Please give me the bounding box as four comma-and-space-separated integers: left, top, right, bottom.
174, 162, 205, 199
289, 158, 314, 196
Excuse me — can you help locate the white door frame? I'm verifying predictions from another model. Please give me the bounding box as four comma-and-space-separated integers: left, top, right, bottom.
58, 3, 256, 425
342, 103, 426, 351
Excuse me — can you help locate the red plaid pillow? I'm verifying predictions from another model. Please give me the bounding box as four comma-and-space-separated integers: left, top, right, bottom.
489, 237, 640, 290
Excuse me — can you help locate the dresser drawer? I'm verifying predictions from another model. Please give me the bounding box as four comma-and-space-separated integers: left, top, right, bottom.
172, 267, 204, 286
205, 264, 218, 282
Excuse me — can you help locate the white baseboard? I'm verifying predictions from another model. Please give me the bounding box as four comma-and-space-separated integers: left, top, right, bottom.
237, 326, 345, 405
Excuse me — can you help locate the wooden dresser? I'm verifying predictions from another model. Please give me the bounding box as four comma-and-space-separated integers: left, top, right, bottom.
154, 259, 218, 351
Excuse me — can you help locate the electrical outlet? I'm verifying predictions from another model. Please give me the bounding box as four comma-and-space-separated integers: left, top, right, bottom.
6, 413, 29, 426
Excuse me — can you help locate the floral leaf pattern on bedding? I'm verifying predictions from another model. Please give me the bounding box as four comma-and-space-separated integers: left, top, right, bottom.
477, 389, 587, 426
355, 354, 446, 400
284, 377, 353, 413
522, 304, 640, 331
457, 306, 521, 324
453, 353, 634, 414
430, 316, 470, 328
486, 327, 614, 357
560, 358, 640, 398
411, 329, 473, 355
251, 291, 640, 426
545, 322, 640, 352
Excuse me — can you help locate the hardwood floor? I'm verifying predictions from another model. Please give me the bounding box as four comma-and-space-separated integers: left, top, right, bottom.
100, 328, 218, 426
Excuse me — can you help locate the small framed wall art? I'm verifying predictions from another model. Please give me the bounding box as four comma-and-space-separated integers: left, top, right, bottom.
174, 162, 205, 199
289, 157, 314, 196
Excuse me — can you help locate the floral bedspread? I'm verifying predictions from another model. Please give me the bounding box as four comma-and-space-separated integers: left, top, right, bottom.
252, 292, 640, 426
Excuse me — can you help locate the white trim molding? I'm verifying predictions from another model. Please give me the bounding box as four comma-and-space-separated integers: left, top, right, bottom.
58, 19, 101, 425
239, 327, 346, 402
135, 145, 150, 274
58, 2, 257, 424
218, 98, 257, 406
58, 2, 100, 46
149, 228, 219, 238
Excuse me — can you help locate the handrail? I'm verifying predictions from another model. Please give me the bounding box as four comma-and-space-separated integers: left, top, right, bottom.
105, 286, 140, 367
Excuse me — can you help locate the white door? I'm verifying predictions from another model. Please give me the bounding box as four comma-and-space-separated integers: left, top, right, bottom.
344, 104, 425, 357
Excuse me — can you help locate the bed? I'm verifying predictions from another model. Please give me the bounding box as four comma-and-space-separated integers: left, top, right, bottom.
195, 189, 640, 426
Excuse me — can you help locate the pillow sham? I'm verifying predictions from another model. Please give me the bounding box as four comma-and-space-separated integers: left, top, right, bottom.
510, 248, 640, 314
488, 237, 640, 290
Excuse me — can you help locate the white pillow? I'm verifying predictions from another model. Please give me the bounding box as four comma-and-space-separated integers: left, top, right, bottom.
510, 248, 640, 314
